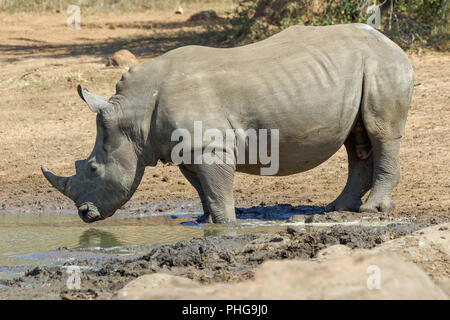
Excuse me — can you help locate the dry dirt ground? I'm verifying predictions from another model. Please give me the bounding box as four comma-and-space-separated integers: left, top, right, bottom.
0, 11, 449, 220
0, 9, 449, 300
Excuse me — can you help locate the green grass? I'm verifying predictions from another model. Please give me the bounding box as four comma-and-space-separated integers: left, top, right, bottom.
0, 0, 237, 14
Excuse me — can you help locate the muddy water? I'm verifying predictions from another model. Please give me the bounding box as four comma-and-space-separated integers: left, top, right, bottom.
0, 211, 205, 278
0, 211, 282, 268
0, 202, 404, 280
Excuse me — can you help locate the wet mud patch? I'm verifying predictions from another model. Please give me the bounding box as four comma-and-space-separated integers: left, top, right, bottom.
1, 214, 447, 300
236, 203, 325, 221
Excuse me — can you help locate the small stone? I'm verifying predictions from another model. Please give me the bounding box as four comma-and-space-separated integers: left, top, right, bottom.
25, 267, 42, 277
175, 6, 184, 15
106, 49, 138, 68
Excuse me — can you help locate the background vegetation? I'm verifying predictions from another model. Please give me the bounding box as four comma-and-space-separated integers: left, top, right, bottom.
222, 0, 448, 51
0, 0, 447, 51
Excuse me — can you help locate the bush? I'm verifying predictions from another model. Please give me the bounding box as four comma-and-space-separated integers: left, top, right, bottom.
221, 0, 449, 51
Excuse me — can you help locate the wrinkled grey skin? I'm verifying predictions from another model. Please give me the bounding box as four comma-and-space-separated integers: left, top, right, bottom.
42, 24, 414, 224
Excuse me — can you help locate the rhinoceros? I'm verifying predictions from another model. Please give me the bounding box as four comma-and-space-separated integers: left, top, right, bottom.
42, 24, 414, 223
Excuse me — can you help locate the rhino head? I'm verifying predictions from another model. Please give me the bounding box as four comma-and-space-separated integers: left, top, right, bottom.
42, 85, 150, 223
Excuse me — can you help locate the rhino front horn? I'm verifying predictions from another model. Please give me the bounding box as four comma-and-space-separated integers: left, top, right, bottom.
77, 85, 112, 113
41, 166, 69, 195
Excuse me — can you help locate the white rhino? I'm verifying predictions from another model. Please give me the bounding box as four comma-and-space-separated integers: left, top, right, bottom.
42, 24, 414, 223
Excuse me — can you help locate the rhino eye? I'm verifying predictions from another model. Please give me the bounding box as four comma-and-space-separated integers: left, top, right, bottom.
89, 163, 98, 173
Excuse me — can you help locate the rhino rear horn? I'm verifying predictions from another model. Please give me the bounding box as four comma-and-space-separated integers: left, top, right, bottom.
77, 85, 112, 113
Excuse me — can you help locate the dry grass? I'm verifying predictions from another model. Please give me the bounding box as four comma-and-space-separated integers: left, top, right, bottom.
0, 0, 237, 13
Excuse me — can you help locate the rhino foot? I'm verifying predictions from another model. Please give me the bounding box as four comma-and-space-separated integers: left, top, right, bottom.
360, 198, 395, 213
197, 213, 213, 224
325, 198, 362, 213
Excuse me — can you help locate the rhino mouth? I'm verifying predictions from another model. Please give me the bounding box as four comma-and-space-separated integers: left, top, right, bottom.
78, 202, 104, 223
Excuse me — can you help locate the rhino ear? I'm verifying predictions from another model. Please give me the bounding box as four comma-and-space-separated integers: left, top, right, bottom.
77, 85, 112, 113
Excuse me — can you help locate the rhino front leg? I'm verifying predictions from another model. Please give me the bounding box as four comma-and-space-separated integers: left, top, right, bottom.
193, 159, 236, 224
326, 132, 373, 212
179, 165, 212, 223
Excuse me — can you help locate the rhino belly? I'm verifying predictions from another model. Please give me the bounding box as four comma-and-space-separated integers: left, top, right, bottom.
163, 72, 362, 176
230, 80, 362, 176
235, 119, 354, 176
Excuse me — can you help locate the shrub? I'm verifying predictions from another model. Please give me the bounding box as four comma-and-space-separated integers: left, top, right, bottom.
221, 0, 449, 51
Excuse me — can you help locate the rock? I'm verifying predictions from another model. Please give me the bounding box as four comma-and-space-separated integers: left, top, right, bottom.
175, 6, 184, 15
435, 278, 450, 297
114, 252, 447, 300
315, 223, 450, 294
188, 10, 219, 22
114, 274, 198, 300
373, 222, 450, 283
315, 244, 352, 260
106, 49, 138, 68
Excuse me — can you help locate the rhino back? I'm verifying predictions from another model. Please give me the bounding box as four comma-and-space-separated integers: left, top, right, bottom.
121, 24, 411, 174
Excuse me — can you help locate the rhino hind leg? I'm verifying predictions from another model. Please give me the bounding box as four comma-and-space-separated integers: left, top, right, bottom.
358, 64, 412, 213
359, 138, 401, 213
325, 132, 373, 212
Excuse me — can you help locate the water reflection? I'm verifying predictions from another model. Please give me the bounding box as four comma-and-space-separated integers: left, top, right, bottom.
78, 228, 122, 248
203, 224, 238, 237
0, 212, 202, 268
0, 203, 326, 272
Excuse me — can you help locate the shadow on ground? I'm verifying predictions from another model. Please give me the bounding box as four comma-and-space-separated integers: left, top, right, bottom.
180, 204, 326, 226
235, 204, 325, 221
1, 20, 226, 62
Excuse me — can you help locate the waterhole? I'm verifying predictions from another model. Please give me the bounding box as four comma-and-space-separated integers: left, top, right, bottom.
0, 201, 402, 279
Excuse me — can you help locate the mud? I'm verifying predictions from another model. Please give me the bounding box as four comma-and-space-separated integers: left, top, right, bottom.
0, 214, 447, 300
